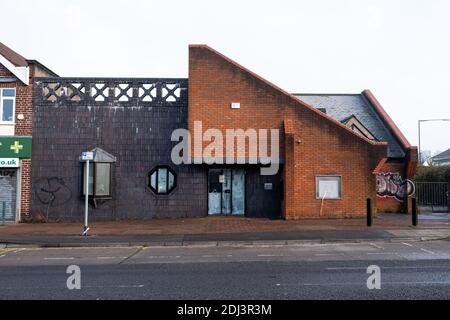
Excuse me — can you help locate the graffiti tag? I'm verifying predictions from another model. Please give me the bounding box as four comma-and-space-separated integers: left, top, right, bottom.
376, 172, 415, 202
34, 177, 72, 207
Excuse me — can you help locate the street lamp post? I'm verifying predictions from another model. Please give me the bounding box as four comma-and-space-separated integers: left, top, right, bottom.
418, 119, 450, 164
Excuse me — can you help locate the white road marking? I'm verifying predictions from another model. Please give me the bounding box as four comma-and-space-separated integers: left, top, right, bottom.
326, 267, 365, 270
84, 284, 145, 288
402, 242, 413, 247
367, 252, 393, 255
257, 254, 284, 257
44, 257, 75, 260
314, 253, 339, 256
370, 243, 384, 249
97, 256, 127, 260
326, 266, 449, 270
297, 281, 450, 286
2, 284, 145, 290
420, 248, 435, 254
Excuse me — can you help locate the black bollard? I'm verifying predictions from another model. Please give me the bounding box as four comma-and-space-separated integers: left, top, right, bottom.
367, 198, 372, 227
412, 198, 418, 226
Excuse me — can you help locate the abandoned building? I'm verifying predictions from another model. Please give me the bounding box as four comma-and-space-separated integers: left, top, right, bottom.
0, 43, 417, 222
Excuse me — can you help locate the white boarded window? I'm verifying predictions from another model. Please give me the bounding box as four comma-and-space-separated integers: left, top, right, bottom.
316, 176, 342, 199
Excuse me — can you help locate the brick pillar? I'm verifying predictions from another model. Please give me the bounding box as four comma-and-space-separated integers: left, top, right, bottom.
20, 159, 31, 219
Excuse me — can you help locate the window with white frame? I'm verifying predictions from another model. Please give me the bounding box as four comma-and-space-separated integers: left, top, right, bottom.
0, 89, 16, 123
316, 176, 342, 199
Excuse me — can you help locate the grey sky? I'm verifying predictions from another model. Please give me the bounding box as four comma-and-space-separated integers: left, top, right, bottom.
1, 0, 449, 154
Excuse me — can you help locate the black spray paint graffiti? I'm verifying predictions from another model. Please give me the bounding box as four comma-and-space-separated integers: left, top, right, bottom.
376, 172, 415, 202
34, 177, 72, 220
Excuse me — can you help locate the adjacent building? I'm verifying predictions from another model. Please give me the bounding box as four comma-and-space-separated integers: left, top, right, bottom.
1, 43, 417, 222
0, 42, 56, 222
431, 148, 450, 166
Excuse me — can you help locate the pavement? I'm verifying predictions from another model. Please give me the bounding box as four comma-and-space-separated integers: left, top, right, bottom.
0, 213, 449, 248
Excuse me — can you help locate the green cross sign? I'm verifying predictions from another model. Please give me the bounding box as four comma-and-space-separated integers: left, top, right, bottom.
10, 141, 23, 153
0, 137, 32, 158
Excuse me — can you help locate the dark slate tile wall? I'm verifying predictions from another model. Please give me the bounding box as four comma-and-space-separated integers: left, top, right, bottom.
245, 165, 283, 218
31, 78, 207, 221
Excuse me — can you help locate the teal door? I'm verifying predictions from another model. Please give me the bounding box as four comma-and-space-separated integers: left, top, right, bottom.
208, 169, 245, 215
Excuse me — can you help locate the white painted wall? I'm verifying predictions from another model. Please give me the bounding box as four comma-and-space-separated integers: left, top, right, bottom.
0, 124, 15, 136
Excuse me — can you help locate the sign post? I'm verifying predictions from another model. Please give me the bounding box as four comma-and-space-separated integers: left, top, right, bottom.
81, 151, 94, 236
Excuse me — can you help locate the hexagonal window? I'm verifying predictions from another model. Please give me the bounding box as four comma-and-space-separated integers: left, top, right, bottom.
148, 166, 176, 195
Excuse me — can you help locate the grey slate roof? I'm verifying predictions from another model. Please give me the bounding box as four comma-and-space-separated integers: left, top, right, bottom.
432, 148, 450, 161
293, 94, 405, 158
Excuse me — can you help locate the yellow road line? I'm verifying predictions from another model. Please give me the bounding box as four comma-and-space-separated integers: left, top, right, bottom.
0, 248, 20, 255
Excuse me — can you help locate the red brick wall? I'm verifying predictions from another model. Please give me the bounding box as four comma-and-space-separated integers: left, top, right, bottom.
188, 45, 388, 219
0, 63, 33, 219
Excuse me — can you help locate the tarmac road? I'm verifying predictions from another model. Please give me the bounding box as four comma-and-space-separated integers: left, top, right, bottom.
0, 240, 449, 299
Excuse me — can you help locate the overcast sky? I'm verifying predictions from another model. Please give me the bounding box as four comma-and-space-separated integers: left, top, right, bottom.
1, 0, 449, 154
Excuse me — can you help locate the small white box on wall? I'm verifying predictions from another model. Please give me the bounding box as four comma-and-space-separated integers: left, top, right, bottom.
231, 102, 240, 109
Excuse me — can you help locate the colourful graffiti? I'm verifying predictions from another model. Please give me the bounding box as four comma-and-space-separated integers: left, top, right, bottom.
376, 172, 415, 202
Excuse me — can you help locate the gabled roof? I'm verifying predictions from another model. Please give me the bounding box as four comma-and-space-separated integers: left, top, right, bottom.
0, 42, 28, 67
294, 93, 406, 158
362, 89, 412, 150
0, 42, 30, 85
0, 42, 58, 84
432, 148, 450, 161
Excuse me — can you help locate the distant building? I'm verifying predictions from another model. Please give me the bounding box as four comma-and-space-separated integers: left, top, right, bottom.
431, 148, 450, 166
